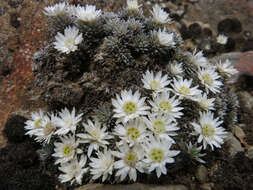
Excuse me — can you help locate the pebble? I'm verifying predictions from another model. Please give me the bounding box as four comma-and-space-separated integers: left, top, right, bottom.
225, 132, 244, 158
238, 91, 253, 111
195, 165, 208, 183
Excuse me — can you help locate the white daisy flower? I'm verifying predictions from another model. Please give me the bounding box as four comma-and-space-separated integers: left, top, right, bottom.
168, 62, 184, 76
171, 77, 202, 100
59, 155, 88, 185
141, 70, 170, 94
127, 0, 141, 11
54, 107, 83, 135
114, 118, 147, 146
143, 136, 180, 178
186, 142, 206, 163
75, 5, 101, 23
112, 90, 150, 123
194, 93, 215, 111
112, 143, 144, 181
77, 119, 113, 157
34, 113, 57, 144
198, 68, 223, 93
25, 109, 45, 136
89, 149, 114, 182
53, 26, 83, 54
144, 114, 179, 143
187, 48, 208, 68
216, 34, 228, 45
216, 59, 238, 77
44, 2, 68, 17
152, 28, 175, 47
149, 91, 183, 121
191, 111, 227, 150
52, 135, 82, 164
151, 4, 172, 24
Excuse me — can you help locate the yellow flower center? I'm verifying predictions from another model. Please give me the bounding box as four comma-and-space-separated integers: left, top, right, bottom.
126, 127, 140, 140
202, 124, 215, 137
44, 123, 55, 135
159, 101, 172, 112
34, 119, 42, 128
179, 85, 190, 95
199, 100, 209, 110
150, 80, 160, 90
90, 129, 101, 139
202, 73, 214, 85
64, 37, 75, 49
123, 101, 137, 115
65, 119, 73, 128
124, 152, 138, 167
149, 148, 164, 163
63, 145, 72, 156
153, 120, 165, 134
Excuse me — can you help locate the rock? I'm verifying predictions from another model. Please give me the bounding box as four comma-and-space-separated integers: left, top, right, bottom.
225, 132, 244, 158
232, 125, 246, 140
246, 146, 253, 159
238, 91, 253, 111
218, 18, 242, 34
199, 183, 214, 190
195, 165, 208, 183
76, 183, 188, 190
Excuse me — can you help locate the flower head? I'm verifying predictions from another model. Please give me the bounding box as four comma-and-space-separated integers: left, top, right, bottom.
191, 111, 227, 150
112, 143, 144, 181
152, 28, 175, 47
25, 109, 45, 136
52, 135, 82, 164
75, 5, 101, 23
59, 155, 88, 184
216, 34, 228, 45
142, 70, 170, 93
198, 68, 223, 93
114, 118, 147, 146
77, 119, 113, 157
144, 114, 179, 143
187, 48, 208, 68
171, 77, 202, 100
53, 26, 83, 54
194, 93, 215, 111
44, 2, 68, 17
54, 107, 83, 135
112, 90, 150, 123
151, 4, 171, 24
143, 136, 180, 178
216, 59, 238, 77
149, 91, 183, 121
168, 62, 184, 76
89, 149, 114, 182
127, 0, 141, 11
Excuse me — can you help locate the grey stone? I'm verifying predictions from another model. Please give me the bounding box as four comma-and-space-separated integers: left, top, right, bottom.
76, 183, 188, 190
225, 132, 244, 158
238, 91, 253, 111
195, 165, 208, 183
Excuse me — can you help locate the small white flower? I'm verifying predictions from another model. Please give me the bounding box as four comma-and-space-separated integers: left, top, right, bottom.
127, 0, 141, 11
89, 149, 114, 182
54, 26, 83, 54
216, 34, 228, 45
112, 90, 150, 123
77, 119, 113, 157
171, 77, 202, 100
186, 142, 206, 163
54, 107, 83, 135
187, 48, 208, 68
144, 114, 179, 143
114, 118, 147, 146
152, 28, 175, 47
143, 136, 180, 178
59, 155, 88, 185
25, 109, 45, 136
75, 5, 101, 23
44, 2, 68, 17
168, 62, 184, 76
112, 143, 144, 181
198, 68, 223, 93
149, 91, 184, 121
52, 135, 82, 164
151, 4, 172, 24
216, 59, 238, 77
34, 113, 57, 144
191, 111, 227, 150
142, 70, 170, 93
194, 93, 215, 111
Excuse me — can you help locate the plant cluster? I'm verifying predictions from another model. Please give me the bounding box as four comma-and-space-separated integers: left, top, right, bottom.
26, 0, 239, 187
